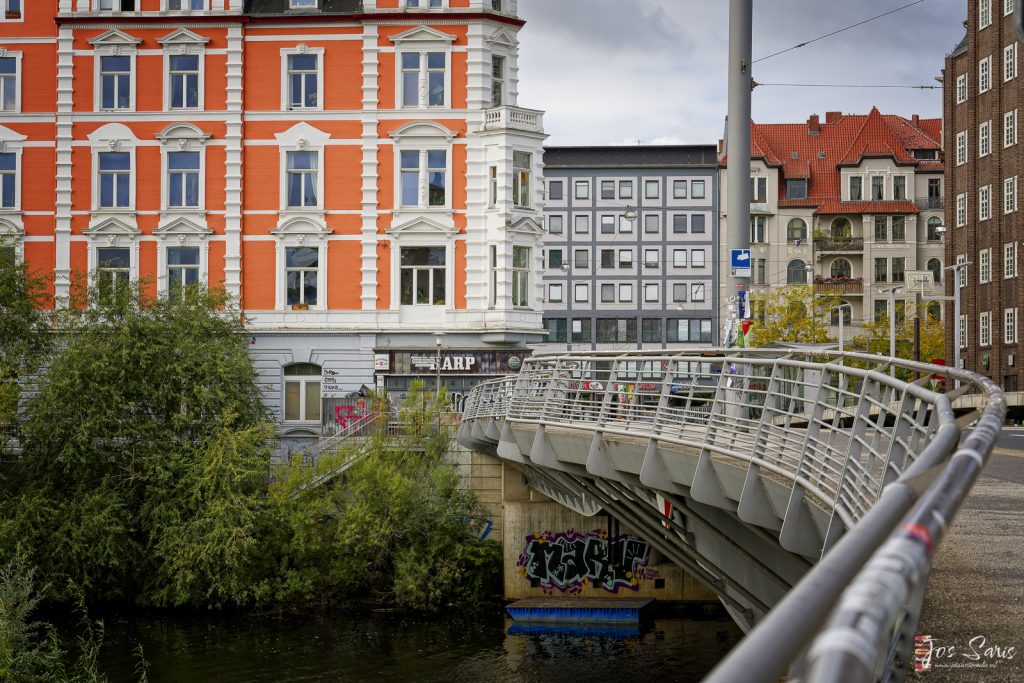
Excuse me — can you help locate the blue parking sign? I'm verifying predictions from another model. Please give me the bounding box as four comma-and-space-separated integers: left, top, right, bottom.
731, 249, 752, 277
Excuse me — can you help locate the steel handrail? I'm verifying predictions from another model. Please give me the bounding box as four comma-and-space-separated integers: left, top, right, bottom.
459, 348, 1004, 683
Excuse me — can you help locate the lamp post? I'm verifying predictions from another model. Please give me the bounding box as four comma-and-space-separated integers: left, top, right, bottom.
832, 302, 852, 353
880, 285, 904, 376
932, 225, 969, 389
434, 332, 444, 396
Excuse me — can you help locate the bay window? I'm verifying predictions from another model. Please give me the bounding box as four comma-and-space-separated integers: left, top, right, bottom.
512, 245, 530, 308
513, 151, 531, 208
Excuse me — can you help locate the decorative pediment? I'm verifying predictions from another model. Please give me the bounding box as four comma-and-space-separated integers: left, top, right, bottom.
88, 29, 142, 49
156, 122, 211, 149
0, 216, 24, 238
387, 216, 458, 238
388, 25, 456, 46
84, 216, 140, 244
157, 28, 210, 49
507, 216, 544, 237
0, 124, 26, 152
87, 123, 138, 150
486, 29, 518, 48
154, 216, 212, 241
271, 216, 332, 243
274, 122, 331, 149
389, 120, 456, 142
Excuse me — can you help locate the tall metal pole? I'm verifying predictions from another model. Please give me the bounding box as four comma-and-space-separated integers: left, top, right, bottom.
839, 308, 844, 354
889, 287, 899, 377
725, 0, 753, 344
953, 266, 962, 386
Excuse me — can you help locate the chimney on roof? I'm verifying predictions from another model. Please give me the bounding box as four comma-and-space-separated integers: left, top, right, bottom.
912, 114, 920, 127
825, 111, 842, 124
808, 114, 820, 135
718, 139, 724, 154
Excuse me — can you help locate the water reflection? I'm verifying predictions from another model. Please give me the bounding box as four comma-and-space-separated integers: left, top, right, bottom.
98, 609, 742, 682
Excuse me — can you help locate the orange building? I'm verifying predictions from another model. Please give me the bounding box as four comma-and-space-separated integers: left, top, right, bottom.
0, 0, 546, 454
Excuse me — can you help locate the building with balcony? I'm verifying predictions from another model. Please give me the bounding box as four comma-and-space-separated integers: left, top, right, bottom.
538, 146, 720, 352
944, 0, 1023, 391
719, 110, 945, 340
0, 0, 546, 456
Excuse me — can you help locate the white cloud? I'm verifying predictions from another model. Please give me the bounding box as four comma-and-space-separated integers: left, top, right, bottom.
517, 0, 965, 145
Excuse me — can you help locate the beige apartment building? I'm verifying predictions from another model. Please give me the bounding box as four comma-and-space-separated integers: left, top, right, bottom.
720, 110, 946, 341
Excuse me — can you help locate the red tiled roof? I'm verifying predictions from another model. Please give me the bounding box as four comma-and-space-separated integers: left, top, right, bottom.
723, 109, 943, 206
814, 200, 919, 215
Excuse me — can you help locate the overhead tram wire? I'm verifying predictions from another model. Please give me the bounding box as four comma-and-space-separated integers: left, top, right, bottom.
754, 82, 941, 90
752, 0, 935, 65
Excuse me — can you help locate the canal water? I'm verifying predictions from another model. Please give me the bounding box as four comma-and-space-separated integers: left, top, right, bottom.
97, 608, 742, 682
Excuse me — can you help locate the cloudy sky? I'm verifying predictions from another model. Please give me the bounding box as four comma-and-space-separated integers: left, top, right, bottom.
516, 0, 966, 146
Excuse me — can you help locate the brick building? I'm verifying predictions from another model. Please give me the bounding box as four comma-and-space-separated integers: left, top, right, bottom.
945, 0, 1023, 391
0, 0, 546, 455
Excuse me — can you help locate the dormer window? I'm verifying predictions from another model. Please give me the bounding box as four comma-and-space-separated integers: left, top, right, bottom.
289, 0, 317, 8
786, 179, 807, 200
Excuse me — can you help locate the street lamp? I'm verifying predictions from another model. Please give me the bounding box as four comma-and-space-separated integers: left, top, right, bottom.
879, 285, 904, 376
932, 224, 970, 388
832, 302, 853, 353
434, 332, 444, 396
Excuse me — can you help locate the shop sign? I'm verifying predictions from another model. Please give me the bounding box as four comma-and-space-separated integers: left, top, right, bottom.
385, 350, 530, 375
373, 353, 390, 371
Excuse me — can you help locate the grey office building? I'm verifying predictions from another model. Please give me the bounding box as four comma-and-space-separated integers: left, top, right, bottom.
539, 146, 720, 352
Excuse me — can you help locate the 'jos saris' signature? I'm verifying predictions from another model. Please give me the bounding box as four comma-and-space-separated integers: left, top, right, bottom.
915, 634, 1018, 672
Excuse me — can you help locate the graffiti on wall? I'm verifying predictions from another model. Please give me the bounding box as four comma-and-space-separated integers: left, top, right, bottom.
516, 529, 655, 594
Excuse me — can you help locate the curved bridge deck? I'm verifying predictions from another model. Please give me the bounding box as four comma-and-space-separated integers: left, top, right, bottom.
458, 349, 1005, 683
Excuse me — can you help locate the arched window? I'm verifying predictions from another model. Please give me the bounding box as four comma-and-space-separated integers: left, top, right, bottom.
927, 258, 942, 283
831, 300, 852, 326
787, 259, 809, 284
927, 301, 942, 321
831, 217, 852, 238
787, 217, 807, 242
283, 363, 322, 423
830, 258, 852, 279
927, 216, 943, 242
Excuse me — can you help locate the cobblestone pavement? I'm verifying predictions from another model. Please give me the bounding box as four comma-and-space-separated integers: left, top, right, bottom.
911, 451, 1024, 682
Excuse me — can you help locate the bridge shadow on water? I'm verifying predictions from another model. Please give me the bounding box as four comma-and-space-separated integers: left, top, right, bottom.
96, 606, 742, 682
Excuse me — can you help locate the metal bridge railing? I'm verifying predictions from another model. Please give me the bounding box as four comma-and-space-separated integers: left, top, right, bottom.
460, 348, 1005, 683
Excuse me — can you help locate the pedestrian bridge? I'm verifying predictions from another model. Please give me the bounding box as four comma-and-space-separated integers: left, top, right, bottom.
457, 349, 1005, 682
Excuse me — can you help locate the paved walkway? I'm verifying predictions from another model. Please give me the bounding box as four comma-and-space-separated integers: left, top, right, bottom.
912, 450, 1024, 682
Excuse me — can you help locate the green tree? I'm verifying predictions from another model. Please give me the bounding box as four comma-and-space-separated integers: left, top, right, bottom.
1, 282, 274, 605
0, 250, 52, 442
748, 285, 841, 346
256, 383, 500, 612
854, 304, 946, 372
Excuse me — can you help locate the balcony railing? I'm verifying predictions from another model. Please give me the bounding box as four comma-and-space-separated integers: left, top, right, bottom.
916, 197, 944, 210
483, 106, 545, 134
813, 279, 864, 294
814, 236, 865, 252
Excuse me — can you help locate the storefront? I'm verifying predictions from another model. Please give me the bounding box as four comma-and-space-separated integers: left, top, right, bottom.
374, 348, 530, 413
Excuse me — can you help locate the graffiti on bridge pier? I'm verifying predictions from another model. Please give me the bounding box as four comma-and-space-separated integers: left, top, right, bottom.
517, 529, 654, 594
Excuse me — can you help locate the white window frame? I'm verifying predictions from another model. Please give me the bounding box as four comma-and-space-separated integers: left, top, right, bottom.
981, 0, 992, 28
390, 122, 453, 213
980, 120, 992, 157
165, 0, 210, 10
980, 311, 992, 347
0, 0, 24, 22
1005, 242, 1018, 278
980, 56, 992, 93
1005, 109, 1018, 147
282, 363, 322, 425
980, 184, 992, 221
273, 229, 329, 311
0, 127, 25, 214
157, 123, 210, 214
956, 130, 968, 166
547, 283, 563, 303
89, 243, 138, 294
0, 50, 22, 113
1005, 308, 1018, 344
1006, 42, 1018, 81
959, 314, 968, 348
957, 254, 968, 288
94, 49, 137, 113
161, 30, 209, 112
280, 46, 325, 112
956, 73, 968, 104
980, 247, 992, 283
957, 193, 968, 227
279, 147, 325, 212
1005, 176, 1018, 214
92, 146, 136, 212
1007, 0, 1015, 15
